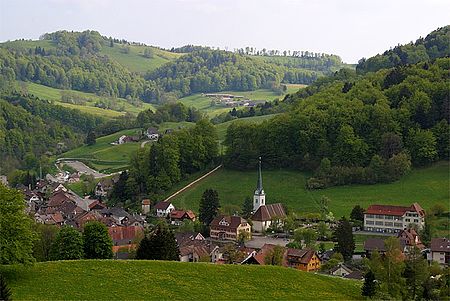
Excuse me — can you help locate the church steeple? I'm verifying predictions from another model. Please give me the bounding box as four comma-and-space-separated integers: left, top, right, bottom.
256, 157, 263, 194
253, 157, 265, 212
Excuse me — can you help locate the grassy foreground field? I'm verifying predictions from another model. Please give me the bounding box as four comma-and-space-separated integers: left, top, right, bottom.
170, 161, 450, 218
0, 260, 362, 300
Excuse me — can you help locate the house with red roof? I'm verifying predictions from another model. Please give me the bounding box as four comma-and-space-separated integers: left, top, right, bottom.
286, 248, 321, 272
170, 210, 196, 225
364, 203, 425, 234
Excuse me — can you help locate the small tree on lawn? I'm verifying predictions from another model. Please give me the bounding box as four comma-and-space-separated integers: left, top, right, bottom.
83, 221, 113, 259
350, 205, 365, 222
333, 217, 355, 261
50, 226, 84, 260
86, 131, 96, 146
199, 189, 220, 226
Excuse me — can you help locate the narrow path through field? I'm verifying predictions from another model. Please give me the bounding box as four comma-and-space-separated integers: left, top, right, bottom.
141, 140, 151, 148
162, 165, 223, 203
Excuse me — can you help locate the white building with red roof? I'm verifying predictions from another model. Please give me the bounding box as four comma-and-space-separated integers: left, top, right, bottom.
364, 203, 425, 233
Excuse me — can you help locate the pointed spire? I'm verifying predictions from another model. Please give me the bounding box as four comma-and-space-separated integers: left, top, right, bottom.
256, 157, 263, 194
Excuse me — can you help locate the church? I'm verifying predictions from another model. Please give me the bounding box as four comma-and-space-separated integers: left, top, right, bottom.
251, 158, 286, 232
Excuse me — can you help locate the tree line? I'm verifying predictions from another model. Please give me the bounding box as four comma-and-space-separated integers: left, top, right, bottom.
224, 58, 449, 188
357, 25, 449, 73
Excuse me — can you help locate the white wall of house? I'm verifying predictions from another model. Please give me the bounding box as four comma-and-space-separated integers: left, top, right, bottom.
156, 204, 175, 217
252, 220, 271, 233
364, 211, 424, 233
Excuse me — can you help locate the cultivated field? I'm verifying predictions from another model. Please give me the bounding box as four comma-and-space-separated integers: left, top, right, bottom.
0, 260, 363, 300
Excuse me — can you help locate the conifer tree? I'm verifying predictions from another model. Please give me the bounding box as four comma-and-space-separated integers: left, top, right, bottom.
199, 189, 220, 226
361, 270, 376, 297
136, 223, 179, 261
333, 217, 355, 261
241, 196, 253, 219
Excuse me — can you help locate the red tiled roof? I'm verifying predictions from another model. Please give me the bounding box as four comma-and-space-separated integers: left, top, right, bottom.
365, 203, 425, 216
430, 238, 450, 253
252, 203, 286, 221
141, 199, 151, 205
170, 210, 196, 220
108, 225, 143, 244
48, 191, 72, 207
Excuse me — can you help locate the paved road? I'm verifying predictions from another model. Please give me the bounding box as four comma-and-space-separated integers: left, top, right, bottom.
63, 160, 106, 178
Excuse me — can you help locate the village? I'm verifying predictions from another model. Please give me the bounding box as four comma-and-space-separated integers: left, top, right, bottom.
8, 157, 449, 282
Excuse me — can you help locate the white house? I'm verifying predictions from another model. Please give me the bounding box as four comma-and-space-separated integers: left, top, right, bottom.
154, 201, 175, 217
363, 203, 426, 233
146, 127, 159, 140
250, 158, 286, 232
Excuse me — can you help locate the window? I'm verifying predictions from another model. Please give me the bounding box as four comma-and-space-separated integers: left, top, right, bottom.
376, 215, 384, 219
366, 220, 374, 225
385, 222, 393, 226
414, 219, 419, 223
405, 218, 410, 222
366, 214, 374, 219
385, 215, 393, 220
394, 223, 403, 228
375, 221, 383, 226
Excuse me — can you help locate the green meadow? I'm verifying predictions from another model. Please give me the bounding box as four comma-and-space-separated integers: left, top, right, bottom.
0, 260, 362, 300
170, 161, 450, 219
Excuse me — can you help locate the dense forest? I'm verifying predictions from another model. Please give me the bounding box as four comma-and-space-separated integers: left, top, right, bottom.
0, 30, 345, 104
356, 26, 449, 73
0, 93, 102, 173
224, 56, 449, 188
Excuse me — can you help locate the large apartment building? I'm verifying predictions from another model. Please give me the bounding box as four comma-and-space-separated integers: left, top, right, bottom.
364, 203, 425, 233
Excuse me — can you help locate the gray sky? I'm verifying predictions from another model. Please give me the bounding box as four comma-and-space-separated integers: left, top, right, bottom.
1, 0, 449, 63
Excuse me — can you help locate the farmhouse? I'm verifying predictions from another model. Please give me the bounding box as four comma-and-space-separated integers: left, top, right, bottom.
210, 215, 251, 241
146, 127, 159, 140
329, 263, 353, 277
170, 209, 196, 225
154, 201, 175, 217
363, 203, 425, 233
251, 158, 286, 232
286, 248, 321, 272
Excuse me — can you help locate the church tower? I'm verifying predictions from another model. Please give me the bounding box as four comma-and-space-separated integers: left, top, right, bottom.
253, 157, 266, 212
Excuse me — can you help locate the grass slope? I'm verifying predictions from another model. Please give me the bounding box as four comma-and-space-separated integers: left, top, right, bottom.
0, 260, 362, 300
170, 161, 450, 219
61, 129, 142, 173
100, 44, 182, 73
23, 82, 155, 117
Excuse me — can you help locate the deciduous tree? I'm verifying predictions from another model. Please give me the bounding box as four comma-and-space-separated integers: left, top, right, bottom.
83, 221, 113, 259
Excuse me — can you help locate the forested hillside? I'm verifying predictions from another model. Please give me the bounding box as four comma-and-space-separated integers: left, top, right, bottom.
0, 93, 104, 173
225, 54, 449, 188
356, 26, 449, 73
0, 30, 345, 105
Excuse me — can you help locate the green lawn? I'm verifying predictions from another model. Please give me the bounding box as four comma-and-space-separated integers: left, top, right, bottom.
61, 129, 142, 173
100, 44, 182, 73
170, 161, 450, 218
23, 82, 154, 117
0, 260, 362, 300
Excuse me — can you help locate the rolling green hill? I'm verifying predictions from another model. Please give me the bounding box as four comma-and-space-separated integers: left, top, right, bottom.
170, 161, 449, 220
0, 260, 362, 300
21, 82, 155, 117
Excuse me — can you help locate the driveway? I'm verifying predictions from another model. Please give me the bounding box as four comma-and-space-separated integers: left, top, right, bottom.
63, 160, 106, 178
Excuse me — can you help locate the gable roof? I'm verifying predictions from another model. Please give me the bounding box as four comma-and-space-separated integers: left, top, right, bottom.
210, 215, 248, 230
366, 203, 425, 217
344, 270, 364, 280
141, 199, 151, 205
430, 238, 450, 253
154, 201, 173, 210
329, 263, 353, 275
364, 238, 386, 252
286, 248, 318, 265
251, 203, 286, 221
170, 210, 196, 220
47, 191, 73, 207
